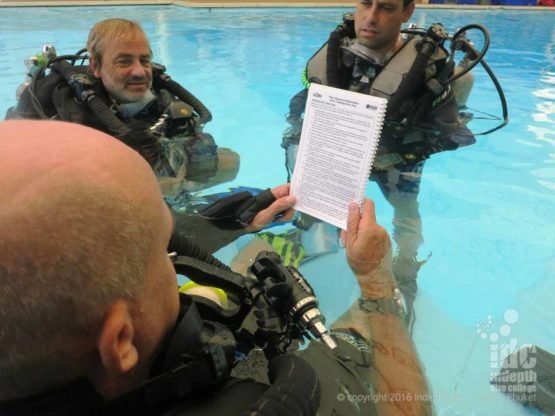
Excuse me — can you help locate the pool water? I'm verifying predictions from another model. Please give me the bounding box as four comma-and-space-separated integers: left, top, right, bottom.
1, 5, 554, 416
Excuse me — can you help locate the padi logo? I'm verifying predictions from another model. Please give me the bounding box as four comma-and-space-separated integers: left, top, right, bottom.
366, 104, 378, 110
312, 92, 322, 98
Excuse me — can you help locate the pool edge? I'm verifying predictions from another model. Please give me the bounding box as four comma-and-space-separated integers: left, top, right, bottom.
0, 1, 551, 10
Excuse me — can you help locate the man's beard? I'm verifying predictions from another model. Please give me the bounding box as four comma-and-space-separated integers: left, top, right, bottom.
116, 89, 156, 119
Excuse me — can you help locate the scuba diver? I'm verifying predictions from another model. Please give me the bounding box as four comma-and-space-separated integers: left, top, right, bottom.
5, 18, 239, 212
0, 120, 430, 416
280, 0, 507, 330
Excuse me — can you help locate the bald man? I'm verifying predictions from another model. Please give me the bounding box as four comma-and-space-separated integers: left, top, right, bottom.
0, 120, 429, 416
0, 120, 180, 402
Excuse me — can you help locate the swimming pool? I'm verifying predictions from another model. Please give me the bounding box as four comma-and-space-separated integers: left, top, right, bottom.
1, 5, 553, 415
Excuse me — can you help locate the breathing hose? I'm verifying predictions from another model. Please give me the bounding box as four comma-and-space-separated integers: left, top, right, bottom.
153, 67, 213, 124
48, 57, 132, 137
325, 14, 355, 88
446, 24, 508, 134
169, 229, 232, 272
326, 27, 345, 88
33, 53, 214, 136
445, 24, 490, 84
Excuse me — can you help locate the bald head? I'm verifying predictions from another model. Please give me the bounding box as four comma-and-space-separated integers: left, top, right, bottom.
0, 121, 167, 399
1, 119, 158, 203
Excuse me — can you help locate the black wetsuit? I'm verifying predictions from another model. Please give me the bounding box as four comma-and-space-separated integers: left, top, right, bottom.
0, 331, 375, 416
5, 68, 216, 173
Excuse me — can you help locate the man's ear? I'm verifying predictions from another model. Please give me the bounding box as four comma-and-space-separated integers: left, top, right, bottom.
89, 56, 101, 79
402, 1, 416, 22
97, 300, 139, 374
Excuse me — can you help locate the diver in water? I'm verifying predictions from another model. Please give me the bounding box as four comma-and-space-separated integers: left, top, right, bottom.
5, 18, 239, 206
0, 120, 431, 416
279, 0, 506, 329
6, 18, 324, 254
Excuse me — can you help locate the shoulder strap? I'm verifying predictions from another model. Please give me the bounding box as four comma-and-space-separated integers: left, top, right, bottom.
306, 42, 330, 85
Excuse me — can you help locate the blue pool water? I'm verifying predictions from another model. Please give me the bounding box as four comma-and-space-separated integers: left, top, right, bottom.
1, 5, 554, 415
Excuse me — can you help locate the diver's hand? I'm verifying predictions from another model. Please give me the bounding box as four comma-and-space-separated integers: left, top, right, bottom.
341, 199, 396, 298
245, 184, 296, 233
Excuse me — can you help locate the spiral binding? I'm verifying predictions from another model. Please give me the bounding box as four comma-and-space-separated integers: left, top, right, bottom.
356, 96, 387, 206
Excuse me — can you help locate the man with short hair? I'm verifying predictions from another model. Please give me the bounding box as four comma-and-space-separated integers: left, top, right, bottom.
6, 18, 252, 251
87, 18, 154, 105
6, 18, 236, 199
0, 120, 430, 416
354, 0, 416, 52
282, 0, 475, 326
